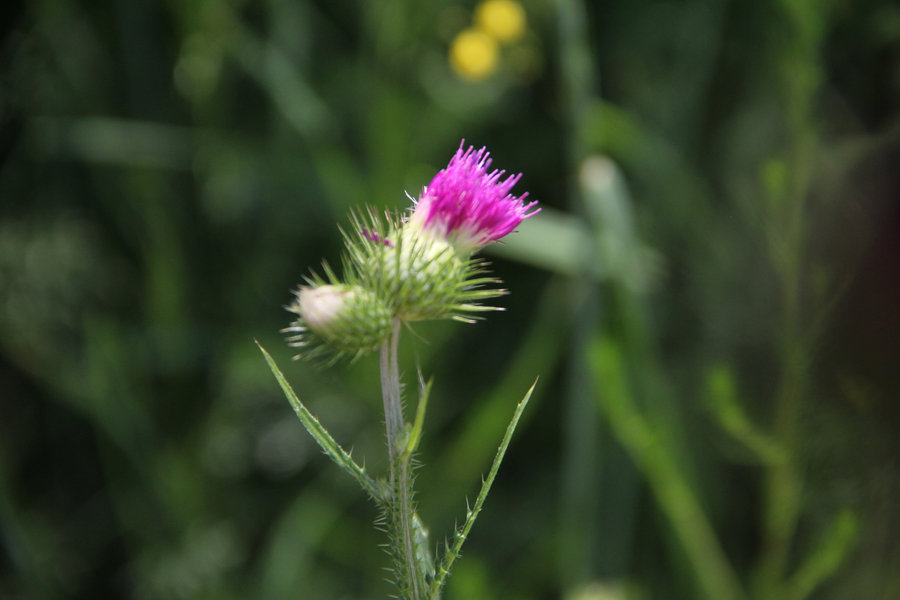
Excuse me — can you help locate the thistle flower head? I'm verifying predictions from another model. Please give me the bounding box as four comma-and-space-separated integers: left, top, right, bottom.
284, 142, 537, 361
284, 283, 392, 362
408, 142, 539, 255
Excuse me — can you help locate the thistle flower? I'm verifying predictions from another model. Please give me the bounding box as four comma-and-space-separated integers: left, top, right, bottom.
286, 142, 538, 356
407, 142, 539, 255
268, 140, 538, 600
284, 283, 392, 361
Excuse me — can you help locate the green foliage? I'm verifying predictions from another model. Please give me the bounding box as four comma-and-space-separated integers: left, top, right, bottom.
2, 0, 899, 598
263, 322, 534, 598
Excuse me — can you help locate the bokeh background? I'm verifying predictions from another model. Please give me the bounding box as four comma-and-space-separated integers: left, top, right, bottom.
2, 0, 899, 598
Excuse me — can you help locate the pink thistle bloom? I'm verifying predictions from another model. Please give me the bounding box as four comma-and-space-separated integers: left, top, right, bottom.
409, 142, 539, 254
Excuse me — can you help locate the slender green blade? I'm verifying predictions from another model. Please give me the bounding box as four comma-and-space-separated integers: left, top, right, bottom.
257, 341, 383, 503
428, 378, 538, 599
404, 375, 432, 460
785, 510, 858, 600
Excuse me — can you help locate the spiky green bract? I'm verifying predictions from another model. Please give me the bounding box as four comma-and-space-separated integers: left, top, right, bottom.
283, 278, 392, 363
342, 208, 508, 324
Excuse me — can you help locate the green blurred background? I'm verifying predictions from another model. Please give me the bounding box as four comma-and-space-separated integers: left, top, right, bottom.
1, 0, 899, 598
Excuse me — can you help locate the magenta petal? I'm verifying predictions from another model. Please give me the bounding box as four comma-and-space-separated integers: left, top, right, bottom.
413, 142, 539, 250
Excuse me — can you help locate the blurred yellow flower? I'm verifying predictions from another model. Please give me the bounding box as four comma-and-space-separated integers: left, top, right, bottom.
449, 28, 499, 80
475, 0, 526, 43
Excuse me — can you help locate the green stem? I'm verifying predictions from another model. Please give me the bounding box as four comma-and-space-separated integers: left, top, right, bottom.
380, 318, 424, 599
381, 319, 404, 457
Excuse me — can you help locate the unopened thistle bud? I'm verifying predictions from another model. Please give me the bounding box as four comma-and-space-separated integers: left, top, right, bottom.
284, 284, 392, 360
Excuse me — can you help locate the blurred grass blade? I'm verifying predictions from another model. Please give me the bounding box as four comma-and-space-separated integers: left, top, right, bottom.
705, 365, 786, 464
486, 208, 600, 277
579, 155, 660, 294
428, 378, 537, 600
223, 6, 335, 140
785, 510, 858, 600
30, 116, 194, 169
590, 337, 746, 600
256, 341, 383, 503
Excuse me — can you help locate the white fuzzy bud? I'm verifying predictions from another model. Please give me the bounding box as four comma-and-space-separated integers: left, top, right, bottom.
285, 284, 392, 359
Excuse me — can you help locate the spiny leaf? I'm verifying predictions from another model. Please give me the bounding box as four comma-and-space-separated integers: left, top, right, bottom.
257, 341, 383, 503
428, 378, 537, 599
404, 374, 432, 460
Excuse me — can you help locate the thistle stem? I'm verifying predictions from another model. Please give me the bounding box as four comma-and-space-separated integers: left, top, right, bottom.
381, 319, 404, 453
380, 318, 424, 599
